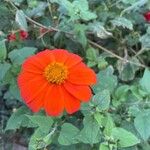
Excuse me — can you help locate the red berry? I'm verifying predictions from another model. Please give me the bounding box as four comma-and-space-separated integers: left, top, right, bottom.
19, 30, 28, 40
7, 33, 16, 41
144, 11, 150, 22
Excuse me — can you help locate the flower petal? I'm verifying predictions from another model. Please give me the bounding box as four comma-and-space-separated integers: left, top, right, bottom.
65, 53, 82, 68
67, 62, 97, 85
52, 49, 69, 63
26, 88, 46, 112
22, 50, 55, 72
61, 87, 81, 114
18, 72, 48, 103
63, 82, 92, 102
44, 85, 64, 116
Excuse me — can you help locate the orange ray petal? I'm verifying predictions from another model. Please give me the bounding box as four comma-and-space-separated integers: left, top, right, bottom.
52, 49, 69, 63
18, 72, 48, 103
22, 50, 55, 72
44, 85, 64, 116
26, 87, 46, 112
63, 82, 92, 102
61, 87, 81, 114
67, 62, 97, 85
65, 53, 82, 68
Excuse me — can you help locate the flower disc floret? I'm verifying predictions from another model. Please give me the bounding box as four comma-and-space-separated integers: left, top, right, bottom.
44, 62, 68, 84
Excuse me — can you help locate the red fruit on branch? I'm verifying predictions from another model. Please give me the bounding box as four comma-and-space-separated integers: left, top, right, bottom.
144, 11, 150, 22
19, 30, 28, 40
7, 33, 16, 41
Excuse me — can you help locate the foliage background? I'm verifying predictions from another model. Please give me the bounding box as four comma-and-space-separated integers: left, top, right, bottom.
0, 0, 150, 150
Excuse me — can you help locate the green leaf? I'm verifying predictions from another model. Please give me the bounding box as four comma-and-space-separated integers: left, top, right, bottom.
74, 24, 87, 48
8, 47, 37, 65
58, 0, 96, 21
140, 36, 150, 49
86, 47, 97, 61
140, 69, 150, 94
13, 0, 24, 6
29, 127, 51, 150
0, 63, 11, 81
73, 0, 89, 11
99, 143, 109, 150
77, 115, 101, 144
93, 66, 118, 94
80, 11, 97, 21
117, 58, 140, 81
92, 90, 110, 111
26, 115, 53, 129
16, 10, 28, 31
111, 127, 140, 148
0, 40, 7, 61
88, 22, 112, 39
94, 112, 105, 127
58, 123, 79, 145
111, 17, 133, 30
134, 110, 150, 141
86, 47, 98, 67
5, 106, 31, 131
104, 114, 115, 136
6, 82, 22, 101
115, 85, 130, 99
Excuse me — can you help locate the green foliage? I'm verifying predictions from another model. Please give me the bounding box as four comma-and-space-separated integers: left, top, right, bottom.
16, 10, 28, 31
0, 63, 11, 81
1, 0, 150, 149
0, 40, 7, 61
58, 123, 79, 145
111, 17, 133, 30
134, 110, 150, 141
5, 106, 32, 131
8, 47, 37, 65
77, 115, 101, 144
92, 90, 110, 111
93, 66, 118, 94
111, 128, 140, 147
140, 69, 150, 94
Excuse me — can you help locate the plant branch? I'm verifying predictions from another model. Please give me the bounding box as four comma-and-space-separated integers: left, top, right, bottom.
7, 0, 73, 35
88, 39, 148, 68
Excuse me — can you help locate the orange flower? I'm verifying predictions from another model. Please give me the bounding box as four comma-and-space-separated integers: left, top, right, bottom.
18, 49, 97, 116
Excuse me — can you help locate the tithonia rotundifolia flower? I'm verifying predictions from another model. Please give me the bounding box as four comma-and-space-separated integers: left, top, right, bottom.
18, 49, 97, 116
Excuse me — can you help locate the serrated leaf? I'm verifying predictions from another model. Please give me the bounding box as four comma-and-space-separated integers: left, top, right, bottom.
104, 114, 115, 136
74, 24, 87, 47
86, 47, 97, 61
140, 27, 150, 49
140, 69, 150, 94
99, 143, 109, 150
77, 115, 101, 144
92, 90, 110, 111
58, 123, 79, 145
93, 66, 118, 94
16, 10, 28, 31
88, 22, 112, 39
134, 110, 150, 141
111, 17, 133, 30
111, 127, 140, 147
0, 40, 6, 61
29, 127, 51, 150
80, 11, 97, 21
26, 115, 53, 129
117, 58, 140, 81
0, 63, 11, 81
8, 47, 37, 65
5, 106, 31, 131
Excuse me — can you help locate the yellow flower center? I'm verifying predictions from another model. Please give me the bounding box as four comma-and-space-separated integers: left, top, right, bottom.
44, 62, 68, 84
